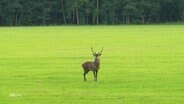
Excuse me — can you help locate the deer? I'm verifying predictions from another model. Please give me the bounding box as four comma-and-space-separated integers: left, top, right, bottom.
82, 47, 103, 81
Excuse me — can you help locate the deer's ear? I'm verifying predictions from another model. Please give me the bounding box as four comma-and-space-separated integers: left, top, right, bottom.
93, 53, 96, 56
99, 53, 102, 56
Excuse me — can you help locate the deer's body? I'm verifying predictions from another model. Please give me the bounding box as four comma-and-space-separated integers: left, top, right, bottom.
82, 48, 103, 81
82, 61, 99, 71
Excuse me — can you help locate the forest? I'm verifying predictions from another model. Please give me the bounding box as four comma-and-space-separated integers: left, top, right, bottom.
0, 0, 184, 26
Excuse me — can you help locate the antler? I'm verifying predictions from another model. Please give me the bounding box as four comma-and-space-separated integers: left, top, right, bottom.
91, 47, 96, 54
99, 47, 104, 53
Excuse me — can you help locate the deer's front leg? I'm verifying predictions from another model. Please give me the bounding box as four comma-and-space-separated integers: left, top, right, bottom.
96, 70, 98, 81
93, 71, 97, 81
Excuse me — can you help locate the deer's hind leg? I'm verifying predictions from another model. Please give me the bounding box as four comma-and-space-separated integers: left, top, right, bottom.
83, 70, 89, 81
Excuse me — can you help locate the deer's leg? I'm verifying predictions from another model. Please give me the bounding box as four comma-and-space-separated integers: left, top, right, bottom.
83, 71, 89, 81
93, 71, 96, 81
96, 70, 98, 81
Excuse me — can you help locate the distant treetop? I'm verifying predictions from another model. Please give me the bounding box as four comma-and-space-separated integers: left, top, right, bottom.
0, 0, 184, 26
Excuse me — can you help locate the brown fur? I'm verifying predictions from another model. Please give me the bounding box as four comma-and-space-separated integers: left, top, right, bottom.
82, 48, 103, 81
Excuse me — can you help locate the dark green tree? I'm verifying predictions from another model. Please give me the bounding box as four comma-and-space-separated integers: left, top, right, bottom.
0, 0, 184, 26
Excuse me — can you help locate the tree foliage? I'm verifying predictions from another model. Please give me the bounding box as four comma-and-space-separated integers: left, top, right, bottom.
0, 0, 184, 26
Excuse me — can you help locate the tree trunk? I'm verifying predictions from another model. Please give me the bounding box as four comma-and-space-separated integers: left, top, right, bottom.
113, 0, 116, 24
15, 12, 18, 26
61, 0, 66, 24
73, 9, 75, 24
42, 7, 46, 25
0, 16, 3, 26
142, 16, 145, 24
63, 11, 66, 24
127, 16, 130, 24
76, 7, 80, 24
18, 13, 21, 25
86, 13, 89, 24
73, 0, 79, 25
93, 17, 96, 24
96, 0, 99, 24
43, 15, 45, 25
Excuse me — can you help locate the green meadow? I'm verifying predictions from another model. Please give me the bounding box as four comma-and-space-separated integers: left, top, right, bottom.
0, 25, 184, 104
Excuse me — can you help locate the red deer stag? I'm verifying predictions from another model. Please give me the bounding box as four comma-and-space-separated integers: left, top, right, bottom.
82, 47, 103, 81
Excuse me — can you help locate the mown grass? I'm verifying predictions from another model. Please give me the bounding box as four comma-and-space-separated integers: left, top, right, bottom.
0, 25, 184, 104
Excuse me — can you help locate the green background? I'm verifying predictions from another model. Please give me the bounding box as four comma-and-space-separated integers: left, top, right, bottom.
0, 26, 184, 104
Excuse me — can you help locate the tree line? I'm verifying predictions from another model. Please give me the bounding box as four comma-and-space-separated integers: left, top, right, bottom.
0, 0, 184, 26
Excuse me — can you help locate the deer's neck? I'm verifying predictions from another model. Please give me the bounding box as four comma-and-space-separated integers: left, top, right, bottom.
94, 58, 100, 68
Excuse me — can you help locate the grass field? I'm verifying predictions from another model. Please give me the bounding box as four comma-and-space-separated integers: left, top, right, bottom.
0, 25, 184, 104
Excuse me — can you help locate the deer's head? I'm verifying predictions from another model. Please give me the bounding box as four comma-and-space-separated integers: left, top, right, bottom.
91, 47, 103, 60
